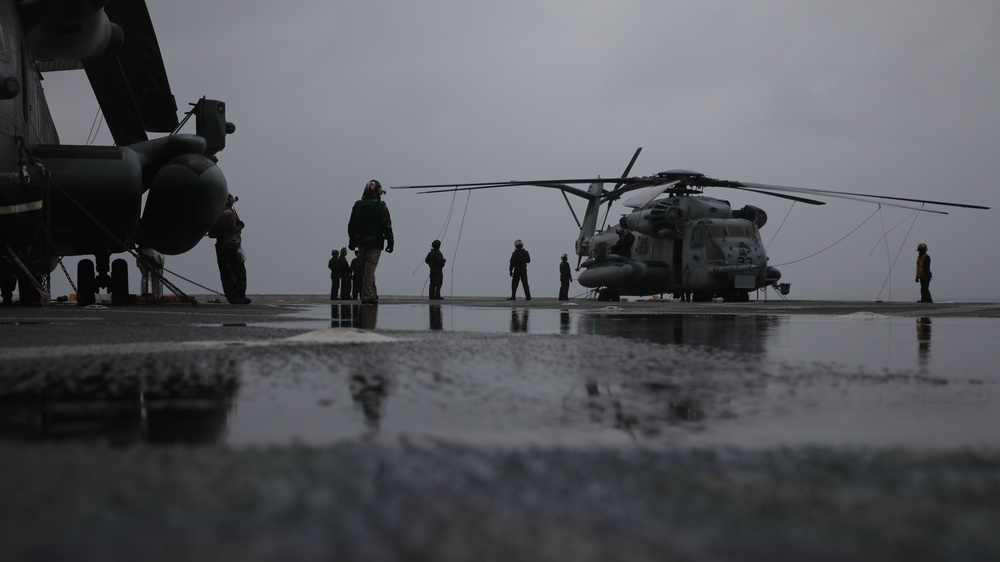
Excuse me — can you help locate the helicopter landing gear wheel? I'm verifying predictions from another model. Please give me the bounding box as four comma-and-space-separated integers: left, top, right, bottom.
77, 259, 96, 307
111, 258, 129, 305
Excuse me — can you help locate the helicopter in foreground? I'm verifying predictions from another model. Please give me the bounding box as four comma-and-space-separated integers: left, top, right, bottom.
0, 0, 234, 305
392, 148, 989, 302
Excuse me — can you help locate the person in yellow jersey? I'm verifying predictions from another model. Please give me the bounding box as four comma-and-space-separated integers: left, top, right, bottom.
915, 242, 932, 303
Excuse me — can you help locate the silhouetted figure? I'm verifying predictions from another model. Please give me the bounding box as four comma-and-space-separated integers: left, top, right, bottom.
338, 246, 352, 300
916, 243, 932, 303
208, 194, 250, 304
425, 239, 446, 300
348, 180, 393, 305
508, 239, 531, 300
136, 248, 165, 300
558, 253, 572, 300
612, 227, 635, 258
328, 250, 340, 300
350, 250, 362, 300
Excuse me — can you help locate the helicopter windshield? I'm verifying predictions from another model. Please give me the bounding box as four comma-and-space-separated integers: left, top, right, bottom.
700, 224, 760, 241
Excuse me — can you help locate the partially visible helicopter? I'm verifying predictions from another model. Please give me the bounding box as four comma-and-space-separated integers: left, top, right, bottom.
0, 0, 234, 305
392, 148, 989, 302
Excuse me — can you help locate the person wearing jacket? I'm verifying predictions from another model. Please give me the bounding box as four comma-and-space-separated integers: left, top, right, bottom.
338, 247, 352, 300
916, 242, 933, 303
425, 239, 446, 300
558, 253, 572, 301
348, 180, 393, 305
508, 239, 531, 301
208, 194, 250, 304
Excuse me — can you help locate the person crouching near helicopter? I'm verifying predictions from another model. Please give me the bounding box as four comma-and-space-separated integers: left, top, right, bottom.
208, 193, 250, 304
508, 239, 531, 301
348, 179, 394, 305
916, 242, 933, 303
558, 253, 572, 301
425, 239, 446, 300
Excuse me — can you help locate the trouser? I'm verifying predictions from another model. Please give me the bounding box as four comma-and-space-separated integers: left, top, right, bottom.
216, 245, 247, 304
340, 276, 352, 300
559, 280, 569, 301
429, 269, 443, 299
360, 247, 381, 301
511, 269, 530, 298
331, 277, 339, 299
919, 276, 932, 303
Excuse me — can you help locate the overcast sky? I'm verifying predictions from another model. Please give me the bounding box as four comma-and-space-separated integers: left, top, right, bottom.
40, 0, 1000, 301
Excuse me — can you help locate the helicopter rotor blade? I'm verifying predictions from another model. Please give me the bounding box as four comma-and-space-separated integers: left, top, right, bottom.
740, 182, 989, 210
601, 147, 644, 228
737, 187, 827, 206
738, 182, 954, 213
622, 181, 683, 208
407, 182, 600, 200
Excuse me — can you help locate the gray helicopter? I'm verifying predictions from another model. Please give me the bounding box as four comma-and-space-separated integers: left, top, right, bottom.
392, 148, 989, 302
1, 0, 234, 305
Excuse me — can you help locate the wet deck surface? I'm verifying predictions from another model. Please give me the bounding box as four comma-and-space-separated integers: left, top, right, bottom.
3, 297, 1000, 560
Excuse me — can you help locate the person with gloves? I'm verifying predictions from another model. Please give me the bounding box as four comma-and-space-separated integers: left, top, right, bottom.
348, 179, 394, 305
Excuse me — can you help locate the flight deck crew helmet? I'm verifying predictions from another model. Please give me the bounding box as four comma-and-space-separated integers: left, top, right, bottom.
917, 243, 927, 252
432, 240, 441, 249
364, 179, 384, 195
514, 239, 523, 249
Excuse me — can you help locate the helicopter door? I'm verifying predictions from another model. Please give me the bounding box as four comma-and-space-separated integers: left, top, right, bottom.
672, 238, 683, 285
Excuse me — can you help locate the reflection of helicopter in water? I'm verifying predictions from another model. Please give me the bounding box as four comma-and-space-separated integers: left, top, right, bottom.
1, 0, 234, 305
392, 148, 988, 302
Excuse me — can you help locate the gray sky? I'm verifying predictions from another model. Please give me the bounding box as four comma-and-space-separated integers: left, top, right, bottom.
41, 0, 1000, 301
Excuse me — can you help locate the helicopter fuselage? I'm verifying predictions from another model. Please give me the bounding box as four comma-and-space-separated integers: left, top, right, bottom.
577, 195, 780, 301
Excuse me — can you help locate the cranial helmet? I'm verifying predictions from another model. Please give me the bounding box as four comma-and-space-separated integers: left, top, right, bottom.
432, 240, 441, 249
917, 243, 927, 251
364, 179, 384, 194
514, 239, 523, 249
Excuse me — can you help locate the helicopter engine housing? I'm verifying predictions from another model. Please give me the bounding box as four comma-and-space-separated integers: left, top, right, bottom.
622, 196, 734, 239
136, 153, 228, 255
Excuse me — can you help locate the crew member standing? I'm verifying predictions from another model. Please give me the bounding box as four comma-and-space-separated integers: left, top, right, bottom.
350, 250, 362, 300
425, 239, 446, 300
328, 250, 340, 300
916, 242, 933, 303
209, 194, 250, 304
558, 253, 572, 301
338, 246, 352, 300
136, 247, 165, 301
348, 179, 393, 305
508, 239, 531, 301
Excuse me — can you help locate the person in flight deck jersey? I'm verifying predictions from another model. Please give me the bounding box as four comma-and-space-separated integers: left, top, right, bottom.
508, 239, 531, 301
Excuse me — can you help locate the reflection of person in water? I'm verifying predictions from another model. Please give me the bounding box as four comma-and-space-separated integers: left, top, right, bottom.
510, 308, 529, 332
350, 374, 387, 431
560, 311, 571, 334
429, 304, 443, 330
917, 317, 932, 372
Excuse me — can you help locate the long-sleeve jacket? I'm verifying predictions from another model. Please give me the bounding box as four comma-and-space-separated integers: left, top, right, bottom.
348, 194, 393, 250
916, 253, 932, 279
425, 249, 446, 272
509, 248, 530, 273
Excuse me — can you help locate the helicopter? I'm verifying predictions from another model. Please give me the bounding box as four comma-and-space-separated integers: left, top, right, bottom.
0, 0, 234, 305
392, 148, 989, 302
